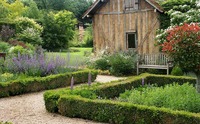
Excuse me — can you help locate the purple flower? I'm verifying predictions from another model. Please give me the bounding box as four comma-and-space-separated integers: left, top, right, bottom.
88, 72, 92, 86
142, 78, 145, 86
71, 76, 74, 90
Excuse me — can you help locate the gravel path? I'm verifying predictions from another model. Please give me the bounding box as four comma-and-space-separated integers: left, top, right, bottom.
0, 75, 125, 124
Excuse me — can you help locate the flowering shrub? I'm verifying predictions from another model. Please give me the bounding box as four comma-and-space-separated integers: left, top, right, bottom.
161, 23, 200, 71
160, 23, 200, 91
3, 52, 73, 77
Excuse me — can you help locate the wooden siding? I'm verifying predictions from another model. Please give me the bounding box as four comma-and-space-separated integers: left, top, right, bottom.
93, 0, 160, 54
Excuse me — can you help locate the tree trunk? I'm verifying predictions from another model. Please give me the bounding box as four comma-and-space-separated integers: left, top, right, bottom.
196, 74, 200, 93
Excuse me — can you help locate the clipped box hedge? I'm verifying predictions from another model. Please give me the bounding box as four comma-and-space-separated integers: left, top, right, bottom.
58, 95, 200, 124
44, 74, 199, 124
0, 70, 98, 98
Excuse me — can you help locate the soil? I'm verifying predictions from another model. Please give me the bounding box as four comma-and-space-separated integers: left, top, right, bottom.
0, 75, 125, 124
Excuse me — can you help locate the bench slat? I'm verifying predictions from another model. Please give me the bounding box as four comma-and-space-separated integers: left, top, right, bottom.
137, 53, 173, 75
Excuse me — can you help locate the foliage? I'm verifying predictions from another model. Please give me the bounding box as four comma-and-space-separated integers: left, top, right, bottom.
8, 39, 28, 48
109, 52, 137, 76
160, 23, 200, 91
94, 57, 110, 71
8, 45, 32, 55
171, 65, 184, 76
0, 73, 14, 82
22, 0, 41, 19
41, 11, 76, 50
82, 24, 93, 47
0, 2, 9, 19
161, 23, 200, 73
17, 27, 43, 45
34, 0, 66, 10
119, 83, 200, 113
91, 51, 137, 76
3, 51, 72, 77
0, 70, 98, 98
160, 0, 196, 29
64, 0, 93, 23
70, 24, 93, 47
0, 0, 27, 19
44, 74, 198, 124
15, 17, 43, 34
0, 41, 10, 52
0, 25, 15, 42
167, 4, 200, 26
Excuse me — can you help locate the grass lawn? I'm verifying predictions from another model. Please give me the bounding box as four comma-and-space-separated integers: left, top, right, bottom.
46, 47, 93, 67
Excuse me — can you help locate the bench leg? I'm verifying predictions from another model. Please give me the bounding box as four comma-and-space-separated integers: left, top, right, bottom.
167, 63, 169, 75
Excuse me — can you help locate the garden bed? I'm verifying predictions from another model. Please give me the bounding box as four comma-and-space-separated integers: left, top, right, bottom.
44, 73, 200, 124
0, 70, 98, 98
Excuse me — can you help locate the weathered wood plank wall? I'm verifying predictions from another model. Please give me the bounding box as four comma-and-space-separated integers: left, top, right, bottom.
93, 0, 160, 54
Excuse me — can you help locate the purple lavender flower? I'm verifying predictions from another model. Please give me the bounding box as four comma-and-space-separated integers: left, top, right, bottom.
71, 76, 74, 90
142, 78, 145, 86
88, 72, 92, 86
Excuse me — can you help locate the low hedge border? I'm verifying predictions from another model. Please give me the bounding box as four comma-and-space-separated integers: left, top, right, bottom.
44, 73, 198, 123
58, 95, 200, 124
0, 70, 98, 98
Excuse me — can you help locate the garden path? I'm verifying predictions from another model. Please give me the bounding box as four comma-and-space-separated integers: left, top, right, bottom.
0, 75, 125, 124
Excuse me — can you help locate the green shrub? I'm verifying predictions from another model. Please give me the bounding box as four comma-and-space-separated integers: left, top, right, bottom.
94, 58, 110, 70
0, 70, 98, 98
171, 65, 184, 76
44, 73, 196, 117
118, 83, 200, 113
0, 41, 10, 52
8, 45, 31, 55
91, 51, 137, 76
44, 74, 199, 124
17, 27, 43, 45
82, 24, 93, 47
58, 95, 200, 124
15, 17, 43, 34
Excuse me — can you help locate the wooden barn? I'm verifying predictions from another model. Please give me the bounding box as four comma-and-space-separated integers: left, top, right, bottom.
83, 0, 163, 54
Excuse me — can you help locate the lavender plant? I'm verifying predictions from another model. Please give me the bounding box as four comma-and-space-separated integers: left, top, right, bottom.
3, 51, 74, 77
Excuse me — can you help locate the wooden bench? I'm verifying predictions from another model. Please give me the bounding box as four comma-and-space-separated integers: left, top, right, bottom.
137, 53, 173, 75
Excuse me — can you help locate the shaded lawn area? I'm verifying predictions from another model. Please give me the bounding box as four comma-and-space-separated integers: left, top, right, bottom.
46, 47, 93, 67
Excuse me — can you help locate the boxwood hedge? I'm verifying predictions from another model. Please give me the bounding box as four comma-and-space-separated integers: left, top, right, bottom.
44, 73, 199, 124
0, 70, 98, 98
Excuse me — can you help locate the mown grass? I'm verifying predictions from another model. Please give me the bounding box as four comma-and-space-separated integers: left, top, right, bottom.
46, 47, 93, 67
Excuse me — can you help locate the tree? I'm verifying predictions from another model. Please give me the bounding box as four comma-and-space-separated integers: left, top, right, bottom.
0, 0, 27, 19
41, 11, 76, 50
160, 0, 196, 29
22, 0, 42, 19
33, 0, 66, 10
161, 23, 200, 92
64, 0, 93, 23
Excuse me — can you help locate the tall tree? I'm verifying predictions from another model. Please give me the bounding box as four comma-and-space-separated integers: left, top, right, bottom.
41, 11, 76, 50
64, 0, 93, 23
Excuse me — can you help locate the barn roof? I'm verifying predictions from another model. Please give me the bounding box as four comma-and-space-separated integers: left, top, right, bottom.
82, 0, 163, 19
